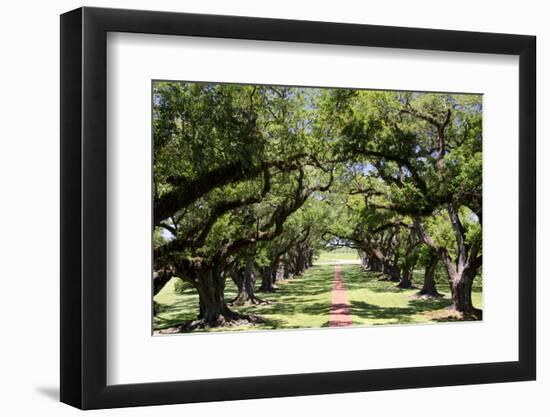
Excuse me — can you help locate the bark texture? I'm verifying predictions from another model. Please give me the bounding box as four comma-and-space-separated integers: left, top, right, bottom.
230, 256, 264, 306
416, 254, 442, 297
413, 214, 482, 319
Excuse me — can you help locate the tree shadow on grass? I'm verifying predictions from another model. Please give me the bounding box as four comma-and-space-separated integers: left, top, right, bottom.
275, 273, 333, 297
154, 312, 197, 330
350, 301, 416, 323
242, 300, 298, 316
240, 298, 331, 319
364, 285, 416, 294
431, 316, 471, 323
154, 267, 335, 332
259, 317, 285, 329
301, 302, 331, 316
342, 264, 483, 295
350, 297, 453, 324
277, 283, 331, 297
408, 297, 452, 311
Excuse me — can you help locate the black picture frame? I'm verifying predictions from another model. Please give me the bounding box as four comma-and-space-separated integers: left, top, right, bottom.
60, 6, 536, 410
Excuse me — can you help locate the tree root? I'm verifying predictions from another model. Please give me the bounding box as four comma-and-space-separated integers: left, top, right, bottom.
158, 313, 266, 333
428, 306, 483, 322
229, 294, 271, 307
257, 286, 278, 293
379, 275, 400, 282
454, 306, 483, 320
396, 281, 415, 289
413, 289, 443, 299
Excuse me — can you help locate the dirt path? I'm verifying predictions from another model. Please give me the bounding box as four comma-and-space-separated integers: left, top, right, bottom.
329, 264, 352, 327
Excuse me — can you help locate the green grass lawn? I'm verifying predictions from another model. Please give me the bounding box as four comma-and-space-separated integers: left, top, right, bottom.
316, 250, 360, 263
344, 266, 482, 326
154, 264, 482, 333
154, 265, 335, 332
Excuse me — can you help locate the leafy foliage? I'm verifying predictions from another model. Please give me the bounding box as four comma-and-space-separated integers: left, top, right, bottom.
152, 81, 483, 326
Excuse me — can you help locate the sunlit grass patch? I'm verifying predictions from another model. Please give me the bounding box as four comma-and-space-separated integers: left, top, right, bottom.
154, 265, 334, 333
316, 250, 360, 263
343, 265, 482, 326
153, 263, 483, 333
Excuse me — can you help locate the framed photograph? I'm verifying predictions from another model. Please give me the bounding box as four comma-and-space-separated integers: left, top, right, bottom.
60, 6, 536, 410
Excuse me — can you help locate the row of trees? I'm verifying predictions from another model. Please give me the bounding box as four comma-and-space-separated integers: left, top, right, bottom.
153, 83, 335, 328
324, 90, 482, 318
153, 81, 483, 328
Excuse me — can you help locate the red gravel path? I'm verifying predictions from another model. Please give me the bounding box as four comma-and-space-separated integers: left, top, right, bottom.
329, 264, 352, 327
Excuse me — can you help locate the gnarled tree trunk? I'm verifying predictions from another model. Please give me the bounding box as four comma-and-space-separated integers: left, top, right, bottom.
397, 249, 417, 289
447, 267, 481, 319
413, 215, 482, 320
259, 256, 282, 292
283, 257, 293, 279
381, 261, 400, 282
369, 257, 381, 272
396, 267, 414, 288
189, 268, 247, 328
153, 265, 176, 296
259, 266, 276, 292
294, 251, 306, 276
359, 251, 368, 271
230, 256, 264, 306
416, 254, 442, 297
275, 261, 285, 281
